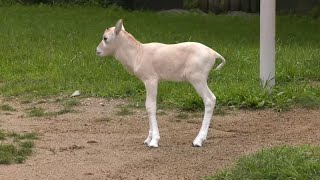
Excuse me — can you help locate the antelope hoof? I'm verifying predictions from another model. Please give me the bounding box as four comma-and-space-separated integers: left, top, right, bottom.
192, 138, 204, 147
148, 139, 159, 148
144, 137, 151, 146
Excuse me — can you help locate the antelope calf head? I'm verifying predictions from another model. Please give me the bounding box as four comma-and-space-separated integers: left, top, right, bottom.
96, 19, 125, 57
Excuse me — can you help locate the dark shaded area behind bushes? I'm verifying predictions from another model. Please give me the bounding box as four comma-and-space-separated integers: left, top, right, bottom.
1, 0, 319, 16
198, 0, 320, 14
0, 0, 183, 10
0, 0, 120, 7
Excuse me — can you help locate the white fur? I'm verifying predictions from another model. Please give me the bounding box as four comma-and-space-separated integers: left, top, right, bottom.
96, 19, 226, 148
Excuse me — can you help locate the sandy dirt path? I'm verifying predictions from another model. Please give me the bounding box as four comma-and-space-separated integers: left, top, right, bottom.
0, 97, 319, 180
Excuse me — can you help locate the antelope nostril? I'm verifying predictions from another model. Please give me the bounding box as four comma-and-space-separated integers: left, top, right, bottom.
96, 51, 101, 55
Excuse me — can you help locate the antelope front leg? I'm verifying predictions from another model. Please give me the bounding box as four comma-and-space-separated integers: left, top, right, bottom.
143, 79, 160, 148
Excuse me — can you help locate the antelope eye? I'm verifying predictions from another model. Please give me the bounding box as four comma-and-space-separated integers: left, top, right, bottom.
103, 37, 107, 41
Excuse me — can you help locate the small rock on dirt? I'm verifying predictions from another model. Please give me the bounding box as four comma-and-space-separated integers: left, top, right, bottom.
70, 90, 81, 97
87, 140, 98, 144
84, 173, 94, 176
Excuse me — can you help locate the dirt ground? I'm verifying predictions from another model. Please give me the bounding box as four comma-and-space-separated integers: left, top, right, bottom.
0, 97, 319, 180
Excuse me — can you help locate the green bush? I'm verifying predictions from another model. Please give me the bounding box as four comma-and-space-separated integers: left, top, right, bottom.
0, 0, 122, 6
183, 0, 198, 9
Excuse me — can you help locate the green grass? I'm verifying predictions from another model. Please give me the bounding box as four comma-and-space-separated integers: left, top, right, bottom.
54, 98, 80, 115
7, 132, 38, 140
0, 104, 16, 111
116, 107, 133, 116
26, 107, 46, 117
25, 98, 79, 117
0, 130, 6, 140
0, 130, 37, 164
26, 106, 75, 117
205, 145, 320, 180
0, 5, 319, 110
175, 111, 189, 119
63, 99, 80, 108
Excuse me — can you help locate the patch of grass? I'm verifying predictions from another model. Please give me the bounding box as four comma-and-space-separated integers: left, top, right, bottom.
0, 6, 319, 110
20, 99, 32, 104
94, 117, 112, 122
0, 130, 37, 164
50, 98, 80, 115
126, 101, 144, 109
7, 132, 38, 140
26, 99, 78, 117
213, 105, 228, 115
0, 142, 34, 164
63, 99, 80, 108
175, 112, 189, 119
26, 107, 46, 117
205, 145, 320, 180
53, 107, 74, 115
0, 104, 16, 111
116, 107, 133, 116
53, 98, 63, 103
36, 99, 47, 104
157, 110, 167, 116
0, 130, 6, 140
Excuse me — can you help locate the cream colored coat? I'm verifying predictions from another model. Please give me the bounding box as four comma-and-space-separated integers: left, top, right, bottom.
97, 19, 226, 148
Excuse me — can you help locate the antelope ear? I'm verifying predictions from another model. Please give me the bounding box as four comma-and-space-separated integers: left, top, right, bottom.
114, 19, 123, 35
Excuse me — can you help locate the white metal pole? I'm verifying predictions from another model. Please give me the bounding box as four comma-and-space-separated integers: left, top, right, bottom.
260, 0, 275, 89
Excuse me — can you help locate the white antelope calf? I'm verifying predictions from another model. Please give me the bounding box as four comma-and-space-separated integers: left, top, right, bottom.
96, 19, 226, 148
